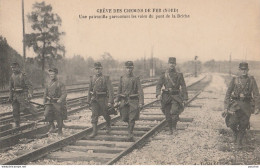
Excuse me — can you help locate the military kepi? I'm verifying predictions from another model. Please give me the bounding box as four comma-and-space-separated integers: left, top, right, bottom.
48, 68, 58, 74
168, 57, 176, 64
239, 62, 248, 70
125, 61, 134, 68
94, 62, 102, 69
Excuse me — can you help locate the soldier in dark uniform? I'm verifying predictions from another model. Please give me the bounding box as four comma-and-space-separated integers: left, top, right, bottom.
87, 62, 114, 138
156, 57, 188, 135
115, 61, 144, 141
43, 68, 67, 135
223, 62, 260, 146
9, 62, 37, 127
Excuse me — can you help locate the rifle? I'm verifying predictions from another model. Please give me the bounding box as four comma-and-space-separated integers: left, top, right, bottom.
28, 101, 45, 108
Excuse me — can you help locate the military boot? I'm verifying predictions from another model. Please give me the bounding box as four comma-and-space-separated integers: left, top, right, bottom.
172, 121, 178, 135
57, 119, 63, 136
58, 128, 63, 136
172, 121, 177, 130
237, 131, 245, 147
167, 120, 173, 135
232, 131, 238, 143
105, 117, 111, 134
89, 123, 98, 138
48, 122, 56, 133
127, 122, 134, 141
15, 121, 20, 128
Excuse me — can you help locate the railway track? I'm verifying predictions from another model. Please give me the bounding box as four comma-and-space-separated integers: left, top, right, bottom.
0, 78, 158, 104
0, 78, 158, 123
0, 80, 159, 150
0, 74, 209, 165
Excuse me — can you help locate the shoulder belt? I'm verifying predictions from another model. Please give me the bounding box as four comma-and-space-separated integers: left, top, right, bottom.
165, 70, 176, 86
235, 76, 250, 91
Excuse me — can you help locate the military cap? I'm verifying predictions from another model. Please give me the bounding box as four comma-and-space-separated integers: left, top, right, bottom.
168, 57, 176, 64
10, 62, 20, 67
94, 62, 102, 69
125, 61, 134, 68
239, 62, 249, 70
48, 68, 58, 74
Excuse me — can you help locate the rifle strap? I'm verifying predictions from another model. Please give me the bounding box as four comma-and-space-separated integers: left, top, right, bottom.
165, 70, 176, 87
236, 77, 250, 93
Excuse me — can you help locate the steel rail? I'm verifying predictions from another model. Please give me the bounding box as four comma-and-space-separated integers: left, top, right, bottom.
0, 80, 160, 147
2, 74, 209, 165
0, 78, 159, 104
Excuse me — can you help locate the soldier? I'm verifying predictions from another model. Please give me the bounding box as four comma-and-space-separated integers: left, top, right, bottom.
9, 62, 38, 127
223, 62, 260, 147
115, 61, 144, 141
156, 57, 188, 135
87, 62, 114, 138
43, 68, 67, 135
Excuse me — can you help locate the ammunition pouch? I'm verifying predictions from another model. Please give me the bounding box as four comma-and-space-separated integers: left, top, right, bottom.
162, 89, 180, 95
118, 94, 139, 101
46, 96, 59, 104
92, 91, 107, 98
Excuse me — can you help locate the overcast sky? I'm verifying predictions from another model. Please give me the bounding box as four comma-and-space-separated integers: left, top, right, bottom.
1, 0, 260, 63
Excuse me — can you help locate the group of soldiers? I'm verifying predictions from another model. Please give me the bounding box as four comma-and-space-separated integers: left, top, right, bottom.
8, 58, 260, 146
8, 60, 145, 140
9, 62, 67, 135
86, 61, 144, 140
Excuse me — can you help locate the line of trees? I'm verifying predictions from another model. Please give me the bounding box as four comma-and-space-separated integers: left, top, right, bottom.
4, 1, 243, 90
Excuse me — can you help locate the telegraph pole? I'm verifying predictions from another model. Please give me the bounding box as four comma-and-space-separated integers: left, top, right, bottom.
22, 0, 26, 71
229, 53, 232, 77
194, 56, 198, 77
150, 46, 154, 77
143, 52, 146, 75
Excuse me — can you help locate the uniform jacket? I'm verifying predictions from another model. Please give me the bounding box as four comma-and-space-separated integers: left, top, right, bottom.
9, 71, 33, 100
224, 75, 260, 112
116, 73, 144, 105
43, 79, 67, 104
87, 74, 114, 104
156, 69, 188, 101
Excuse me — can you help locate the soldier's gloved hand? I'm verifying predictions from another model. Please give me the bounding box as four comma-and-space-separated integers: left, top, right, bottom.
114, 102, 119, 108
222, 109, 228, 118
107, 103, 112, 108
8, 97, 13, 103
183, 100, 188, 106
28, 93, 33, 100
139, 104, 143, 109
57, 99, 62, 104
255, 109, 260, 115
156, 95, 162, 101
